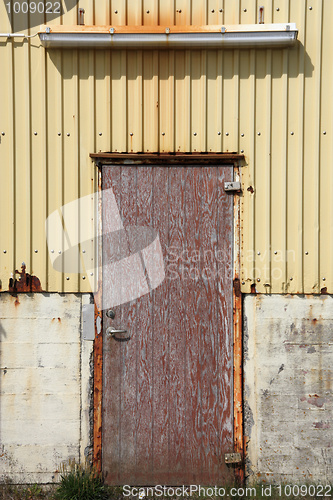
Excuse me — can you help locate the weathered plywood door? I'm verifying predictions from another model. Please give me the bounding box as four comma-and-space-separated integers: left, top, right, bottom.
102, 165, 234, 485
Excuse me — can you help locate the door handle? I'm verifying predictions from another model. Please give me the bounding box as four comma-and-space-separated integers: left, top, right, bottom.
106, 327, 128, 336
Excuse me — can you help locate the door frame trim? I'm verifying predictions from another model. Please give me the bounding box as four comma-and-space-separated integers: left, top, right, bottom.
91, 154, 245, 480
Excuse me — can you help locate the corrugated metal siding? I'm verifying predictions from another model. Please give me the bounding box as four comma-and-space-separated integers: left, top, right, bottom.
0, 0, 332, 294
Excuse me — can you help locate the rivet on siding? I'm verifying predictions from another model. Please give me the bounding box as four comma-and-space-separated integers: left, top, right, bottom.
1, 132, 5, 136
225, 132, 229, 136
51, 250, 54, 253
274, 251, 277, 254
257, 251, 260, 255
82, 250, 86, 253
34, 249, 38, 253
58, 250, 61, 254
34, 132, 37, 135
211, 9, 215, 12
323, 277, 326, 281
257, 132, 261, 136
162, 132, 165, 136
90, 272, 94, 276
309, 6, 312, 10
218, 131, 221, 135
82, 276, 86, 280
305, 251, 308, 255
290, 131, 294, 135
193, 132, 197, 136
66, 277, 70, 280
290, 277, 293, 281
276, 7, 280, 11
242, 281, 245, 285
130, 132, 133, 136
114, 10, 118, 13
240, 149, 244, 153
257, 278, 260, 282
3, 250, 6, 253
67, 133, 70, 136
146, 10, 150, 13
58, 133, 61, 136
241, 133, 244, 137
99, 132, 102, 136
243, 8, 247, 12
219, 9, 223, 12
323, 131, 327, 135
177, 9, 182, 13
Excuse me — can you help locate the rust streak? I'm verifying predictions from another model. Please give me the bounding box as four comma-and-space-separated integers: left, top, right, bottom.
233, 165, 244, 484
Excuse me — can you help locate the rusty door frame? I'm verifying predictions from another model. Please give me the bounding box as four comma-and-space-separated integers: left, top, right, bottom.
91, 153, 244, 481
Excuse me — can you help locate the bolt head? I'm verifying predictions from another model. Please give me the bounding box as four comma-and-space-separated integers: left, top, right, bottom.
90, 272, 94, 276
242, 281, 245, 285
323, 277, 326, 281
257, 251, 260, 255
130, 132, 133, 136
162, 132, 165, 136
58, 250, 61, 254
99, 132, 102, 136
323, 131, 327, 135
114, 10, 118, 13
34, 249, 38, 253
240, 149, 244, 153
241, 133, 244, 137
66, 277, 70, 280
276, 7, 280, 11
291, 131, 294, 135
67, 133, 70, 136
257, 132, 261, 136
257, 278, 260, 282
1, 132, 5, 136
193, 132, 197, 136
290, 277, 293, 281
274, 251, 277, 254
51, 250, 54, 253
34, 132, 37, 136
3, 250, 6, 254
305, 251, 308, 255
82, 276, 86, 280
225, 132, 229, 136
243, 8, 247, 12
58, 133, 61, 136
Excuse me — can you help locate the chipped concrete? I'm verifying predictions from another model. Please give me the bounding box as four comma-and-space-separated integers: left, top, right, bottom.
244, 295, 333, 483
0, 293, 94, 483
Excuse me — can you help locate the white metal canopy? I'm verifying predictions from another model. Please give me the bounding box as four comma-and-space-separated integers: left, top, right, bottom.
38, 23, 298, 49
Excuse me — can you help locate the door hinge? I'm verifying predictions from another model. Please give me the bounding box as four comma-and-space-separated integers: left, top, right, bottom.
224, 181, 242, 193
225, 452, 242, 464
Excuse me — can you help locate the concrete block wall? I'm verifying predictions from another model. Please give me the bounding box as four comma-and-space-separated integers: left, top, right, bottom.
0, 293, 94, 483
244, 295, 333, 483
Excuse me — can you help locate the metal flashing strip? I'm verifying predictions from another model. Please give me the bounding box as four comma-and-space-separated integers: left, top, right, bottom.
39, 23, 298, 50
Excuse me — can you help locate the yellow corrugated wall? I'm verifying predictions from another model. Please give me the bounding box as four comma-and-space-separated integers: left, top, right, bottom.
0, 0, 332, 294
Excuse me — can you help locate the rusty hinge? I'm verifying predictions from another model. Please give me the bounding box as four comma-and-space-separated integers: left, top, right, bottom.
224, 181, 241, 193
225, 452, 242, 464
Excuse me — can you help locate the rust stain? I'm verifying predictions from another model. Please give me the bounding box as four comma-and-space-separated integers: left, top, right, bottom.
250, 283, 256, 294
8, 264, 42, 293
313, 421, 330, 429
247, 185, 254, 194
58, 317, 61, 323
232, 166, 244, 484
301, 394, 326, 408
93, 169, 103, 475
321, 286, 328, 294
14, 297, 20, 307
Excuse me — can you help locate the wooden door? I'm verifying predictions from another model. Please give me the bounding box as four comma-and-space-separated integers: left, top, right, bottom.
102, 165, 235, 485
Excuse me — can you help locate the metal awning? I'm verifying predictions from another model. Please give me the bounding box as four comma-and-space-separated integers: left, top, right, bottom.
38, 23, 298, 50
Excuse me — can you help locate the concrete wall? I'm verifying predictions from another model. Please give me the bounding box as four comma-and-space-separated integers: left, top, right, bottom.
0, 293, 94, 483
244, 295, 333, 483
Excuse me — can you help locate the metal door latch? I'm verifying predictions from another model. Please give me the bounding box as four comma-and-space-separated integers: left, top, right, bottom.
224, 181, 242, 192
225, 452, 242, 464
106, 327, 128, 336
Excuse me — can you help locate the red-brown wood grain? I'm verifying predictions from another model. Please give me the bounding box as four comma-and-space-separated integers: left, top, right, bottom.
102, 165, 235, 485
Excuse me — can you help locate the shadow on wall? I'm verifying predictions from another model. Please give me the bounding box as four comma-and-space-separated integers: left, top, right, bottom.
38, 40, 314, 81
